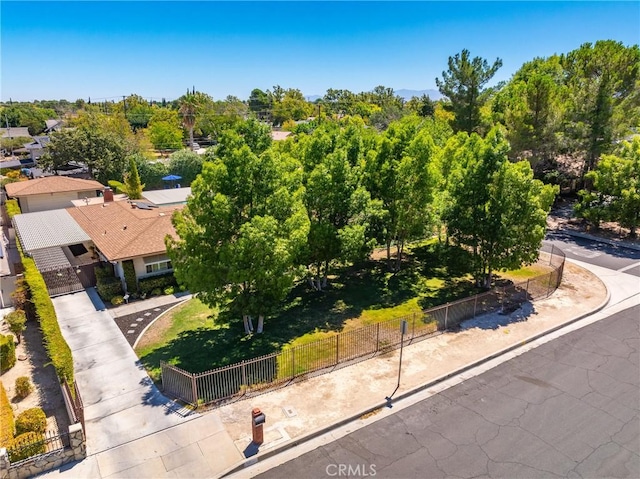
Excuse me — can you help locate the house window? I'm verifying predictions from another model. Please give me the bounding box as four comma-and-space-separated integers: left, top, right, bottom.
145, 260, 172, 274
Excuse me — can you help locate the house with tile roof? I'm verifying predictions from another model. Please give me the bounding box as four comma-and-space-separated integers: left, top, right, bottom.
66, 199, 182, 284
4, 176, 105, 213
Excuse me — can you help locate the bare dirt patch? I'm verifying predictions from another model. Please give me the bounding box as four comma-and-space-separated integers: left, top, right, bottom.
0, 310, 70, 436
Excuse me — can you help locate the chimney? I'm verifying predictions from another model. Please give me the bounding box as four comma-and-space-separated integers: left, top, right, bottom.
103, 187, 114, 203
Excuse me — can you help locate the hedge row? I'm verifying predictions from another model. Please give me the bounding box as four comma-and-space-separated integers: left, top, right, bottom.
138, 272, 178, 296
0, 381, 14, 446
21, 255, 74, 385
9, 200, 74, 387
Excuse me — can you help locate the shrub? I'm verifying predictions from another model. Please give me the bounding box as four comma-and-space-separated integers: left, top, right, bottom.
122, 259, 138, 294
138, 272, 178, 296
164, 286, 175, 295
5, 199, 21, 220
95, 265, 123, 300
15, 408, 47, 435
14, 377, 32, 399
110, 295, 125, 306
0, 382, 14, 446
0, 333, 16, 372
6, 310, 27, 343
7, 431, 46, 462
151, 288, 162, 297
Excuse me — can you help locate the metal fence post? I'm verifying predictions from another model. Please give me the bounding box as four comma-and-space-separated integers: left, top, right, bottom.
335, 335, 339, 365
412, 313, 416, 339
376, 322, 380, 353
191, 372, 197, 408
241, 360, 247, 387
444, 304, 448, 330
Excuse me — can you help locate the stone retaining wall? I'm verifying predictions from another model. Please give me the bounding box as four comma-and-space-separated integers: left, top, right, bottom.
0, 423, 85, 479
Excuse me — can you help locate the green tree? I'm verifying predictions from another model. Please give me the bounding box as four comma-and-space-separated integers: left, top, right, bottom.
365, 116, 439, 270
167, 149, 203, 186
293, 123, 381, 288
178, 90, 209, 149
40, 128, 129, 184
494, 56, 564, 171
248, 88, 272, 119
562, 41, 640, 177
445, 127, 557, 287
271, 88, 314, 126
576, 138, 640, 237
5, 310, 26, 344
436, 49, 503, 134
147, 108, 183, 152
167, 131, 309, 334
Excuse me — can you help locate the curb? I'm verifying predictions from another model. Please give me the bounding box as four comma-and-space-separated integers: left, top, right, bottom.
132, 295, 192, 349
559, 229, 640, 252
218, 275, 611, 478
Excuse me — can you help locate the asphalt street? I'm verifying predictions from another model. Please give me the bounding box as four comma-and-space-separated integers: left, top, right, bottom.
545, 233, 640, 277
258, 304, 639, 479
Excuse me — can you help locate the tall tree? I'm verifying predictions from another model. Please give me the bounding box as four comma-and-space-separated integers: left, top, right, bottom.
167, 131, 309, 334
40, 128, 129, 184
178, 90, 209, 149
493, 56, 564, 173
365, 116, 438, 270
436, 49, 503, 134
445, 127, 557, 287
147, 108, 183, 152
293, 123, 381, 289
562, 41, 640, 177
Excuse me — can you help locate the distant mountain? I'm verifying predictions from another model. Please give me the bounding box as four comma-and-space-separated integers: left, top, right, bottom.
395, 89, 443, 101
305, 89, 442, 103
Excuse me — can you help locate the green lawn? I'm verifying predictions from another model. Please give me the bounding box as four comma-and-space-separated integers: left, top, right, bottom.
135, 241, 552, 381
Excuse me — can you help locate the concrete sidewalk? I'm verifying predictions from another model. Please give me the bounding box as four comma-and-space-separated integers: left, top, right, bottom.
39, 257, 639, 479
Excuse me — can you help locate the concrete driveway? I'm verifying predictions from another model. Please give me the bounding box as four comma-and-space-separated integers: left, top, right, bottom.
53, 288, 196, 454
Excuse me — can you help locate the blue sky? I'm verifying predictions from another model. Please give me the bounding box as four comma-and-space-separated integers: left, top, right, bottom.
1, 1, 639, 102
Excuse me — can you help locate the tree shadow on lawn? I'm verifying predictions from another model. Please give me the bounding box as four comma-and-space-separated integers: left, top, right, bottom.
138, 259, 419, 374
139, 244, 483, 376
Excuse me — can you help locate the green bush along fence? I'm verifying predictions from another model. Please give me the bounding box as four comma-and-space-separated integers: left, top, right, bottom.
161, 244, 565, 408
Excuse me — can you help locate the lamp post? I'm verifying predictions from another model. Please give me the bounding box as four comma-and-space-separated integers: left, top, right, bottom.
386, 319, 408, 407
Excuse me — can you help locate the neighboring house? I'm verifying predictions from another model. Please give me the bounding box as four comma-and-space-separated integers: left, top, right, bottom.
0, 127, 32, 139
44, 119, 63, 133
66, 198, 183, 290
5, 176, 105, 213
23, 136, 50, 161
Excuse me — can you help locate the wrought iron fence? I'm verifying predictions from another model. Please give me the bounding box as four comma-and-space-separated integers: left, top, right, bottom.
6, 430, 69, 465
61, 379, 85, 431
162, 244, 565, 408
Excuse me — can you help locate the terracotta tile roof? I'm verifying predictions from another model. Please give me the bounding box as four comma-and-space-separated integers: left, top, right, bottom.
66, 201, 183, 261
5, 177, 105, 197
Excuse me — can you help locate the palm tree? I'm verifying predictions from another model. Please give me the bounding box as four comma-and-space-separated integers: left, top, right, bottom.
178, 90, 200, 150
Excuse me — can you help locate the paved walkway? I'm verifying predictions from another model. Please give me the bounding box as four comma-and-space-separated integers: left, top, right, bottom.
36, 255, 640, 479
51, 288, 205, 455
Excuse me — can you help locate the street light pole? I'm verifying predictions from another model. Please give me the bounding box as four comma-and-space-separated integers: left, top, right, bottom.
386, 319, 408, 407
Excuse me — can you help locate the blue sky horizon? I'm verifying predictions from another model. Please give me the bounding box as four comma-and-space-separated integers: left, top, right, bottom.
1, 1, 639, 103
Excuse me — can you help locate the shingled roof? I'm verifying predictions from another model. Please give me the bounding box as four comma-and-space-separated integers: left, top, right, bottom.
5, 177, 104, 197
66, 201, 183, 261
